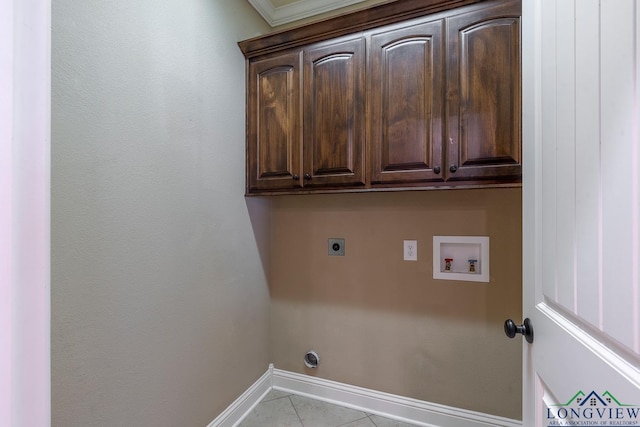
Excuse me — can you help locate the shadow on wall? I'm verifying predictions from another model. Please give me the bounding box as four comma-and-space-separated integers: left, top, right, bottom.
245, 196, 273, 284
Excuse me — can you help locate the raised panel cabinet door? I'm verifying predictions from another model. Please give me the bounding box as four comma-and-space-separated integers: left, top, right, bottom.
370, 18, 445, 186
446, 0, 521, 182
247, 51, 303, 193
303, 37, 366, 188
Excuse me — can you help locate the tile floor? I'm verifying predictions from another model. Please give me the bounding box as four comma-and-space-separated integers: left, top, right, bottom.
238, 389, 420, 427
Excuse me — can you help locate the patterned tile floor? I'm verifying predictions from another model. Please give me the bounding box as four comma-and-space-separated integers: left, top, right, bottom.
238, 389, 420, 427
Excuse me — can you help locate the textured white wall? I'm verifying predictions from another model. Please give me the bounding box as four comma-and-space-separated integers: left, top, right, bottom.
52, 1, 271, 425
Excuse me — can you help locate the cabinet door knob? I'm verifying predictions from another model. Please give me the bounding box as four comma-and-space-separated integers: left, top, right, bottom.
433, 166, 441, 175
292, 174, 299, 180
449, 165, 458, 173
304, 173, 312, 180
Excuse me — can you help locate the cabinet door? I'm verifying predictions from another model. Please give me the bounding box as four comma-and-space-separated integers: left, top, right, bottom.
247, 51, 303, 193
446, 0, 521, 182
370, 19, 445, 186
303, 37, 366, 188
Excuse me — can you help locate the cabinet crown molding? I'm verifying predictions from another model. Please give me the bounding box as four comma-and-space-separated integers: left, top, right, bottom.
239, 0, 485, 58
247, 0, 368, 27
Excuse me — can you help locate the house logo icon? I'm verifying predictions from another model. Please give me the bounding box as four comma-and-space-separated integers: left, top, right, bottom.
546, 390, 640, 426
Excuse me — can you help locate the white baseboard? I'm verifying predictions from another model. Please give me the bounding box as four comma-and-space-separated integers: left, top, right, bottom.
208, 365, 522, 427
206, 365, 273, 427
272, 369, 522, 427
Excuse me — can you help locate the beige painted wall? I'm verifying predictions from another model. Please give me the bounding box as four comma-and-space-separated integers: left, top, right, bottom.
269, 188, 522, 419
51, 1, 271, 426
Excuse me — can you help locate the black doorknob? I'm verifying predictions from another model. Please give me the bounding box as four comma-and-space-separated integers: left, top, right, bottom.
304, 173, 312, 180
433, 166, 441, 175
504, 318, 534, 343
449, 164, 458, 173
292, 174, 299, 180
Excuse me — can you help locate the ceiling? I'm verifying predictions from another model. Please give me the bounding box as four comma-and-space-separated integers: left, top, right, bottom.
247, 0, 368, 27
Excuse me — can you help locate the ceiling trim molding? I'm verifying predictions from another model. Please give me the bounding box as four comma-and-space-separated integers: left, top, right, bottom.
247, 0, 367, 27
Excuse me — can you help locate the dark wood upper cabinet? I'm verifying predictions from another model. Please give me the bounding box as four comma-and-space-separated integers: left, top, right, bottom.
446, 0, 522, 181
240, 0, 521, 195
303, 37, 366, 188
247, 51, 302, 192
370, 18, 445, 185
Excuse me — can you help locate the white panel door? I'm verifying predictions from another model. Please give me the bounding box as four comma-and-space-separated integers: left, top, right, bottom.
0, 0, 51, 425
522, 0, 640, 425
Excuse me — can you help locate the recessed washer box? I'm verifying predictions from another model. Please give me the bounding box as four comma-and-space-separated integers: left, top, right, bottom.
433, 236, 490, 283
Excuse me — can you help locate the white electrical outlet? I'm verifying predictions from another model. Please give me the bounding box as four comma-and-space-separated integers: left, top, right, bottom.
403, 240, 417, 261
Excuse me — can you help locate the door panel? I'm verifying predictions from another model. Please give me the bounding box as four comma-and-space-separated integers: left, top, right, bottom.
459, 20, 520, 164
247, 51, 303, 192
369, 19, 445, 185
303, 37, 366, 188
600, 1, 639, 352
573, 0, 601, 329
523, 0, 640, 425
537, 0, 640, 358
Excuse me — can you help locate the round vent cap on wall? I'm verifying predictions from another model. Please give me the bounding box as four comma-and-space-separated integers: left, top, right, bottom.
303, 350, 319, 368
